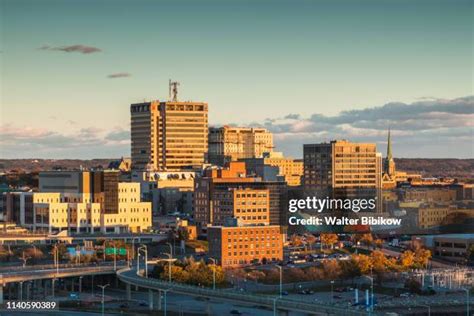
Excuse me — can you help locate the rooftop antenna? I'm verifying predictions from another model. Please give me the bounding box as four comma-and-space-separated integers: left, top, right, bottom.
169, 79, 180, 101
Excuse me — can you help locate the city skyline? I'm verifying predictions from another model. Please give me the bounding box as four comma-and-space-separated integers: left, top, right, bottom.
1, 0, 473, 159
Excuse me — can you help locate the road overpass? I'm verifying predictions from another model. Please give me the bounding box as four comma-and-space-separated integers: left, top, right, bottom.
117, 266, 372, 316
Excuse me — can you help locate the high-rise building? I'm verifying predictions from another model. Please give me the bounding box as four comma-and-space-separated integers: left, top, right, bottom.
131, 99, 208, 171
303, 140, 382, 212
208, 126, 273, 166
240, 152, 303, 186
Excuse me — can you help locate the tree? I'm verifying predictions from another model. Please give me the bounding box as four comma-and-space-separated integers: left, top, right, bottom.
321, 259, 341, 279
370, 250, 387, 274
404, 277, 422, 294
414, 248, 431, 269
24, 247, 44, 264
353, 254, 372, 274
290, 234, 303, 247
305, 234, 317, 251
340, 258, 362, 282
320, 233, 338, 249
178, 228, 190, 242
400, 250, 415, 269
360, 233, 373, 249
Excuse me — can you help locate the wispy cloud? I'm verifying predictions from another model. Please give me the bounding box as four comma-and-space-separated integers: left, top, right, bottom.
0, 125, 129, 159
107, 72, 131, 79
39, 44, 102, 54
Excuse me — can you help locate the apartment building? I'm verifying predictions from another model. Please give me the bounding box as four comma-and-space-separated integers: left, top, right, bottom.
208, 224, 283, 268
208, 126, 273, 166
131, 100, 208, 171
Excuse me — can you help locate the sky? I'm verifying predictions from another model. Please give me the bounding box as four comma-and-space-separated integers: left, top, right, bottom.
0, 0, 473, 159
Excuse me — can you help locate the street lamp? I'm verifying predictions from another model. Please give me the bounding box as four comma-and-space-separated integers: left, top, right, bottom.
19, 281, 23, 301
138, 245, 148, 278
209, 258, 217, 290
113, 245, 117, 271
162, 288, 171, 316
79, 276, 83, 293
330, 280, 334, 304
271, 297, 279, 316
463, 288, 470, 316
163, 252, 172, 282
166, 242, 173, 258
275, 265, 283, 298
97, 284, 110, 316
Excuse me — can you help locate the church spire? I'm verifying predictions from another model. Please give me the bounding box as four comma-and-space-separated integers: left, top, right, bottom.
387, 127, 392, 160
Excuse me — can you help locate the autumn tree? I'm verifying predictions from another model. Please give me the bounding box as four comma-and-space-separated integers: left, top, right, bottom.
290, 234, 303, 247
400, 250, 415, 269
305, 234, 317, 250
352, 254, 372, 274
320, 233, 338, 249
414, 248, 431, 269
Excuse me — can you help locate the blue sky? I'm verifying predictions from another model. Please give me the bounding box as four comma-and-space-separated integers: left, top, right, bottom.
1, 0, 473, 158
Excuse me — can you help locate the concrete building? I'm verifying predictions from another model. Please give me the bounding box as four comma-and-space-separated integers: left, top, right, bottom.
132, 171, 195, 215
240, 152, 303, 186
208, 224, 284, 268
418, 204, 474, 229
414, 234, 474, 263
4, 171, 152, 234
208, 126, 273, 166
131, 100, 208, 171
303, 140, 383, 212
212, 188, 270, 226
194, 162, 288, 232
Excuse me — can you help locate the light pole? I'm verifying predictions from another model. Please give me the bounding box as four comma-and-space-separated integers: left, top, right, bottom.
19, 281, 23, 301
275, 265, 282, 298
162, 288, 171, 316
463, 288, 470, 316
330, 280, 335, 304
113, 245, 117, 271
138, 245, 148, 278
163, 253, 172, 282
52, 278, 56, 298
97, 284, 110, 316
79, 276, 83, 293
272, 297, 279, 316
166, 242, 173, 258
91, 275, 94, 296
209, 258, 216, 290
419, 304, 431, 316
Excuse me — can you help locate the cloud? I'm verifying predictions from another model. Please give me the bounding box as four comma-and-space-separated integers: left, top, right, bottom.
0, 125, 129, 159
242, 96, 474, 158
39, 44, 102, 54
107, 72, 131, 79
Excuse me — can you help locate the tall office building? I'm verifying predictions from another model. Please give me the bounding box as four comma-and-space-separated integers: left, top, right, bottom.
303, 140, 382, 212
208, 126, 273, 166
131, 100, 208, 171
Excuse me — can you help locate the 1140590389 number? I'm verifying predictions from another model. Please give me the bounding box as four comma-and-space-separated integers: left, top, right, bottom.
4, 301, 58, 310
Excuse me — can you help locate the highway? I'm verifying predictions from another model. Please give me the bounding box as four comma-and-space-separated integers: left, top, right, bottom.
0, 263, 127, 284
117, 266, 372, 316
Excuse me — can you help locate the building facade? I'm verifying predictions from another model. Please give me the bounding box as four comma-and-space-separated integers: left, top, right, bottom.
303, 140, 382, 212
208, 126, 273, 166
240, 152, 303, 186
208, 224, 284, 267
131, 100, 208, 171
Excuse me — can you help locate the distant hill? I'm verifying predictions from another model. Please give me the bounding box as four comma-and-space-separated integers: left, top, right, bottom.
395, 158, 474, 179
1, 158, 473, 179
0, 159, 114, 173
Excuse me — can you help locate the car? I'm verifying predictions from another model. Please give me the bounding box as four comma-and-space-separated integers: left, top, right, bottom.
230, 310, 242, 315
282, 291, 289, 296
139, 301, 148, 307
333, 295, 343, 299
120, 303, 129, 308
